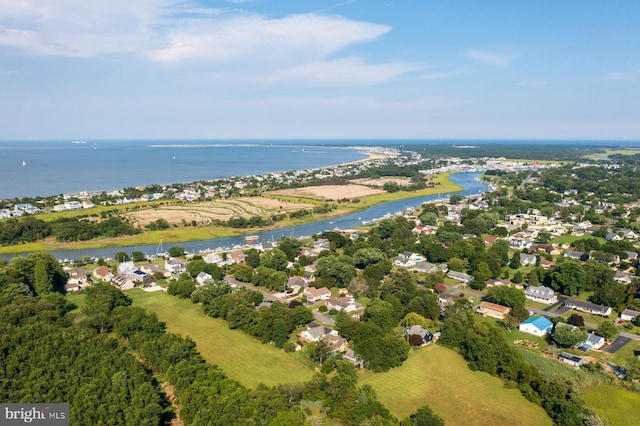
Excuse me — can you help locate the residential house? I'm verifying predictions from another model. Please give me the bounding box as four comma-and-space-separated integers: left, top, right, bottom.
403, 325, 434, 346
559, 352, 584, 367
204, 252, 224, 265
520, 253, 537, 266
486, 278, 513, 288
438, 293, 457, 306
165, 258, 186, 274
92, 266, 114, 282
564, 250, 590, 262
392, 251, 425, 268
322, 334, 348, 354
412, 261, 438, 273
475, 301, 511, 320
624, 251, 639, 262
447, 271, 472, 284
117, 261, 147, 282
304, 286, 331, 302
614, 272, 637, 284
564, 299, 612, 317
539, 259, 556, 269
229, 250, 247, 264
65, 267, 89, 287
326, 296, 363, 313
484, 236, 499, 245
580, 333, 606, 351
525, 285, 558, 305
620, 309, 640, 322
343, 349, 364, 368
196, 272, 213, 285
139, 263, 162, 277
297, 322, 337, 343
509, 238, 533, 250
313, 238, 331, 251
519, 316, 553, 337
287, 277, 306, 291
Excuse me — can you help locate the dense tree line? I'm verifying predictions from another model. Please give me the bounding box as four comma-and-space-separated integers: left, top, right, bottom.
0, 216, 51, 244
0, 215, 140, 245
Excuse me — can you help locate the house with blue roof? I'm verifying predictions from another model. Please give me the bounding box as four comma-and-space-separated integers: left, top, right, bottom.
519, 316, 553, 337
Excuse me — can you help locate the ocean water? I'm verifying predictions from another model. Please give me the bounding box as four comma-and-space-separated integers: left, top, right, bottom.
0, 140, 371, 199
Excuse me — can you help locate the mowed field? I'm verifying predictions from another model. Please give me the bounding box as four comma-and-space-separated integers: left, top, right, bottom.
359, 345, 552, 426
581, 384, 640, 426
125, 197, 316, 227
127, 289, 315, 388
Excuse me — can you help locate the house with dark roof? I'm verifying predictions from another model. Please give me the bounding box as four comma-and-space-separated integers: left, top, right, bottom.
563, 250, 590, 262
564, 299, 612, 316
559, 352, 584, 367
403, 325, 434, 346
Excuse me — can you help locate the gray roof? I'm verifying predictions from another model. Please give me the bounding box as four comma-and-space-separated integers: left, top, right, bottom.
525, 285, 556, 300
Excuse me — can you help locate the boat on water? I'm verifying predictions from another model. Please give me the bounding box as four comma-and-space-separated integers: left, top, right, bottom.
72, 140, 87, 144
245, 235, 259, 244
22, 161, 26, 166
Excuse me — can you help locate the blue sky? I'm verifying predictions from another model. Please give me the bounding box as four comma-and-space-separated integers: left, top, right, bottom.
1, 0, 639, 140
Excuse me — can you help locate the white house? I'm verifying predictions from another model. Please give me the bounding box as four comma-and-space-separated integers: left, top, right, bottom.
621, 309, 640, 322
525, 285, 558, 305
304, 286, 331, 302
519, 316, 553, 337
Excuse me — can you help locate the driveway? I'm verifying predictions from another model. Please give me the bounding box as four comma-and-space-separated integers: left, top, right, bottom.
604, 336, 631, 353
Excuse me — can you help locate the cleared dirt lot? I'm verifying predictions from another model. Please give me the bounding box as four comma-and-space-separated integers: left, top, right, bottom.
125, 197, 316, 227
268, 184, 384, 200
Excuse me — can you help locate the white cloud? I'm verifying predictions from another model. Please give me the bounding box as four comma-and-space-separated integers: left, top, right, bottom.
517, 80, 548, 87
256, 57, 415, 86
148, 14, 390, 63
606, 69, 640, 81
462, 49, 517, 66
0, 69, 17, 76
0, 1, 411, 86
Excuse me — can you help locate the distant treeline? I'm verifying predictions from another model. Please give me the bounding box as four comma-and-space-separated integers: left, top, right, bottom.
405, 143, 607, 161
0, 216, 139, 245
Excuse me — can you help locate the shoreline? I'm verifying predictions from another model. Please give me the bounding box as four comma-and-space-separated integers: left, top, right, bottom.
0, 171, 468, 256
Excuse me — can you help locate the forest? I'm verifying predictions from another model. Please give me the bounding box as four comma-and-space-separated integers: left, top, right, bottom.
0, 253, 443, 425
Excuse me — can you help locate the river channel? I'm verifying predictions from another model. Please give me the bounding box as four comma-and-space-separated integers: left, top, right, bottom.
2, 172, 490, 261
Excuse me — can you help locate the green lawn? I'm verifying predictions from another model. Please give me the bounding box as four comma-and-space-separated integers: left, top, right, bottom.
127, 289, 315, 388
359, 345, 552, 425
581, 384, 640, 426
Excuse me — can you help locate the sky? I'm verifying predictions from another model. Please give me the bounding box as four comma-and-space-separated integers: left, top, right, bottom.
1, 0, 639, 141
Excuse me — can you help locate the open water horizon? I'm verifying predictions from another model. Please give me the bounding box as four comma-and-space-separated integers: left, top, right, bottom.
1, 139, 639, 199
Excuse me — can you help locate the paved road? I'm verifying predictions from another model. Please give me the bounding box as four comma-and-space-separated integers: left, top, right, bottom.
312, 309, 335, 325
604, 336, 631, 353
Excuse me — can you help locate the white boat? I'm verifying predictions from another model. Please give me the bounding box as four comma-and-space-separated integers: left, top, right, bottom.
245, 235, 259, 244
22, 161, 26, 166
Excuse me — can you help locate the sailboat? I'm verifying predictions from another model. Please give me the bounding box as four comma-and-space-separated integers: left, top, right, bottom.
22, 161, 26, 166
156, 240, 168, 257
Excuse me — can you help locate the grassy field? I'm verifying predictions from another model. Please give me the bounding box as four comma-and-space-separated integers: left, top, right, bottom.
581, 384, 640, 426
127, 289, 315, 388
359, 345, 552, 425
